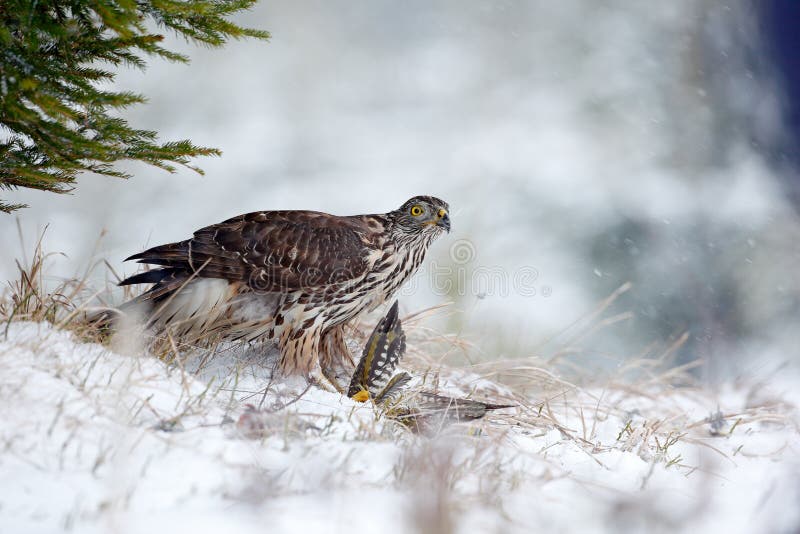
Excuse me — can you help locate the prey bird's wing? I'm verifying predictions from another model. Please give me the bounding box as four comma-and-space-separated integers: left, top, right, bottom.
374, 372, 412, 404
348, 301, 406, 399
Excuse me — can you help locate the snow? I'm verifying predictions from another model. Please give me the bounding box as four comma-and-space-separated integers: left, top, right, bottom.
1, 322, 798, 533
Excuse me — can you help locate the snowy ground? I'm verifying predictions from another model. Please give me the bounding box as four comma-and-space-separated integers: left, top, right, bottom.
1, 322, 799, 534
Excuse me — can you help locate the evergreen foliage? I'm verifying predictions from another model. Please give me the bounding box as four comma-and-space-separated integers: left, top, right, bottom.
0, 0, 269, 213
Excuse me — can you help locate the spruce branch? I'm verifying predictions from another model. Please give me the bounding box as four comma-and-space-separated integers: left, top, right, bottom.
0, 0, 269, 213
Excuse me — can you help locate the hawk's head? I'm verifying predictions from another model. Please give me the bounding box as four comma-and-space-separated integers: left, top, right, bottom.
391, 196, 450, 235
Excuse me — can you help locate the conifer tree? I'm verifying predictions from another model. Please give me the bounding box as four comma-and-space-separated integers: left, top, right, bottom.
0, 0, 269, 213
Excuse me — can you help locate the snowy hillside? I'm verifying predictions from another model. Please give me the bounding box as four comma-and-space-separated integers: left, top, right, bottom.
1, 322, 798, 534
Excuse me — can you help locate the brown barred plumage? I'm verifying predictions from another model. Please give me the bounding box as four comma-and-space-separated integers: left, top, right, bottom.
118, 196, 450, 387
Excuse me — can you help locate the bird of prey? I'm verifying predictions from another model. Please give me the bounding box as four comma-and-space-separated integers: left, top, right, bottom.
348, 300, 514, 433
119, 196, 450, 388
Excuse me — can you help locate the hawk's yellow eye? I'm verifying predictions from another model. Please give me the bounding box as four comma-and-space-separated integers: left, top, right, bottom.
410, 205, 423, 216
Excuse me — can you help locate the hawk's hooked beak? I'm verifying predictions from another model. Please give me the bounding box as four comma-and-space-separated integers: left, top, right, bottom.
436, 209, 451, 233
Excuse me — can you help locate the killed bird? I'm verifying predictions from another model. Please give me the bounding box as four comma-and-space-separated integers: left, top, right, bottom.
385, 392, 515, 433
347, 300, 412, 403
348, 301, 514, 432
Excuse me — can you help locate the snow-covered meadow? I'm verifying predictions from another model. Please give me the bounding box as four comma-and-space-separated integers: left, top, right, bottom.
2, 320, 798, 534
2, 1, 799, 532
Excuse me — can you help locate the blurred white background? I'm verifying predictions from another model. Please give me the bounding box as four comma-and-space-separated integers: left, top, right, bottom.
3, 0, 798, 378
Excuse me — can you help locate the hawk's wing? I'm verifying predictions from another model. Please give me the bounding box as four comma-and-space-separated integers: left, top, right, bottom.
122, 211, 378, 293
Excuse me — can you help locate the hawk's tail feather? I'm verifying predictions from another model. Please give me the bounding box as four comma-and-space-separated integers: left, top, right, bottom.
118, 267, 197, 306
118, 268, 179, 286
124, 238, 243, 282
124, 240, 190, 264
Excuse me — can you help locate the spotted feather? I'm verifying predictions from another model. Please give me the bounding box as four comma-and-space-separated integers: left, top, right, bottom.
347, 300, 406, 400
